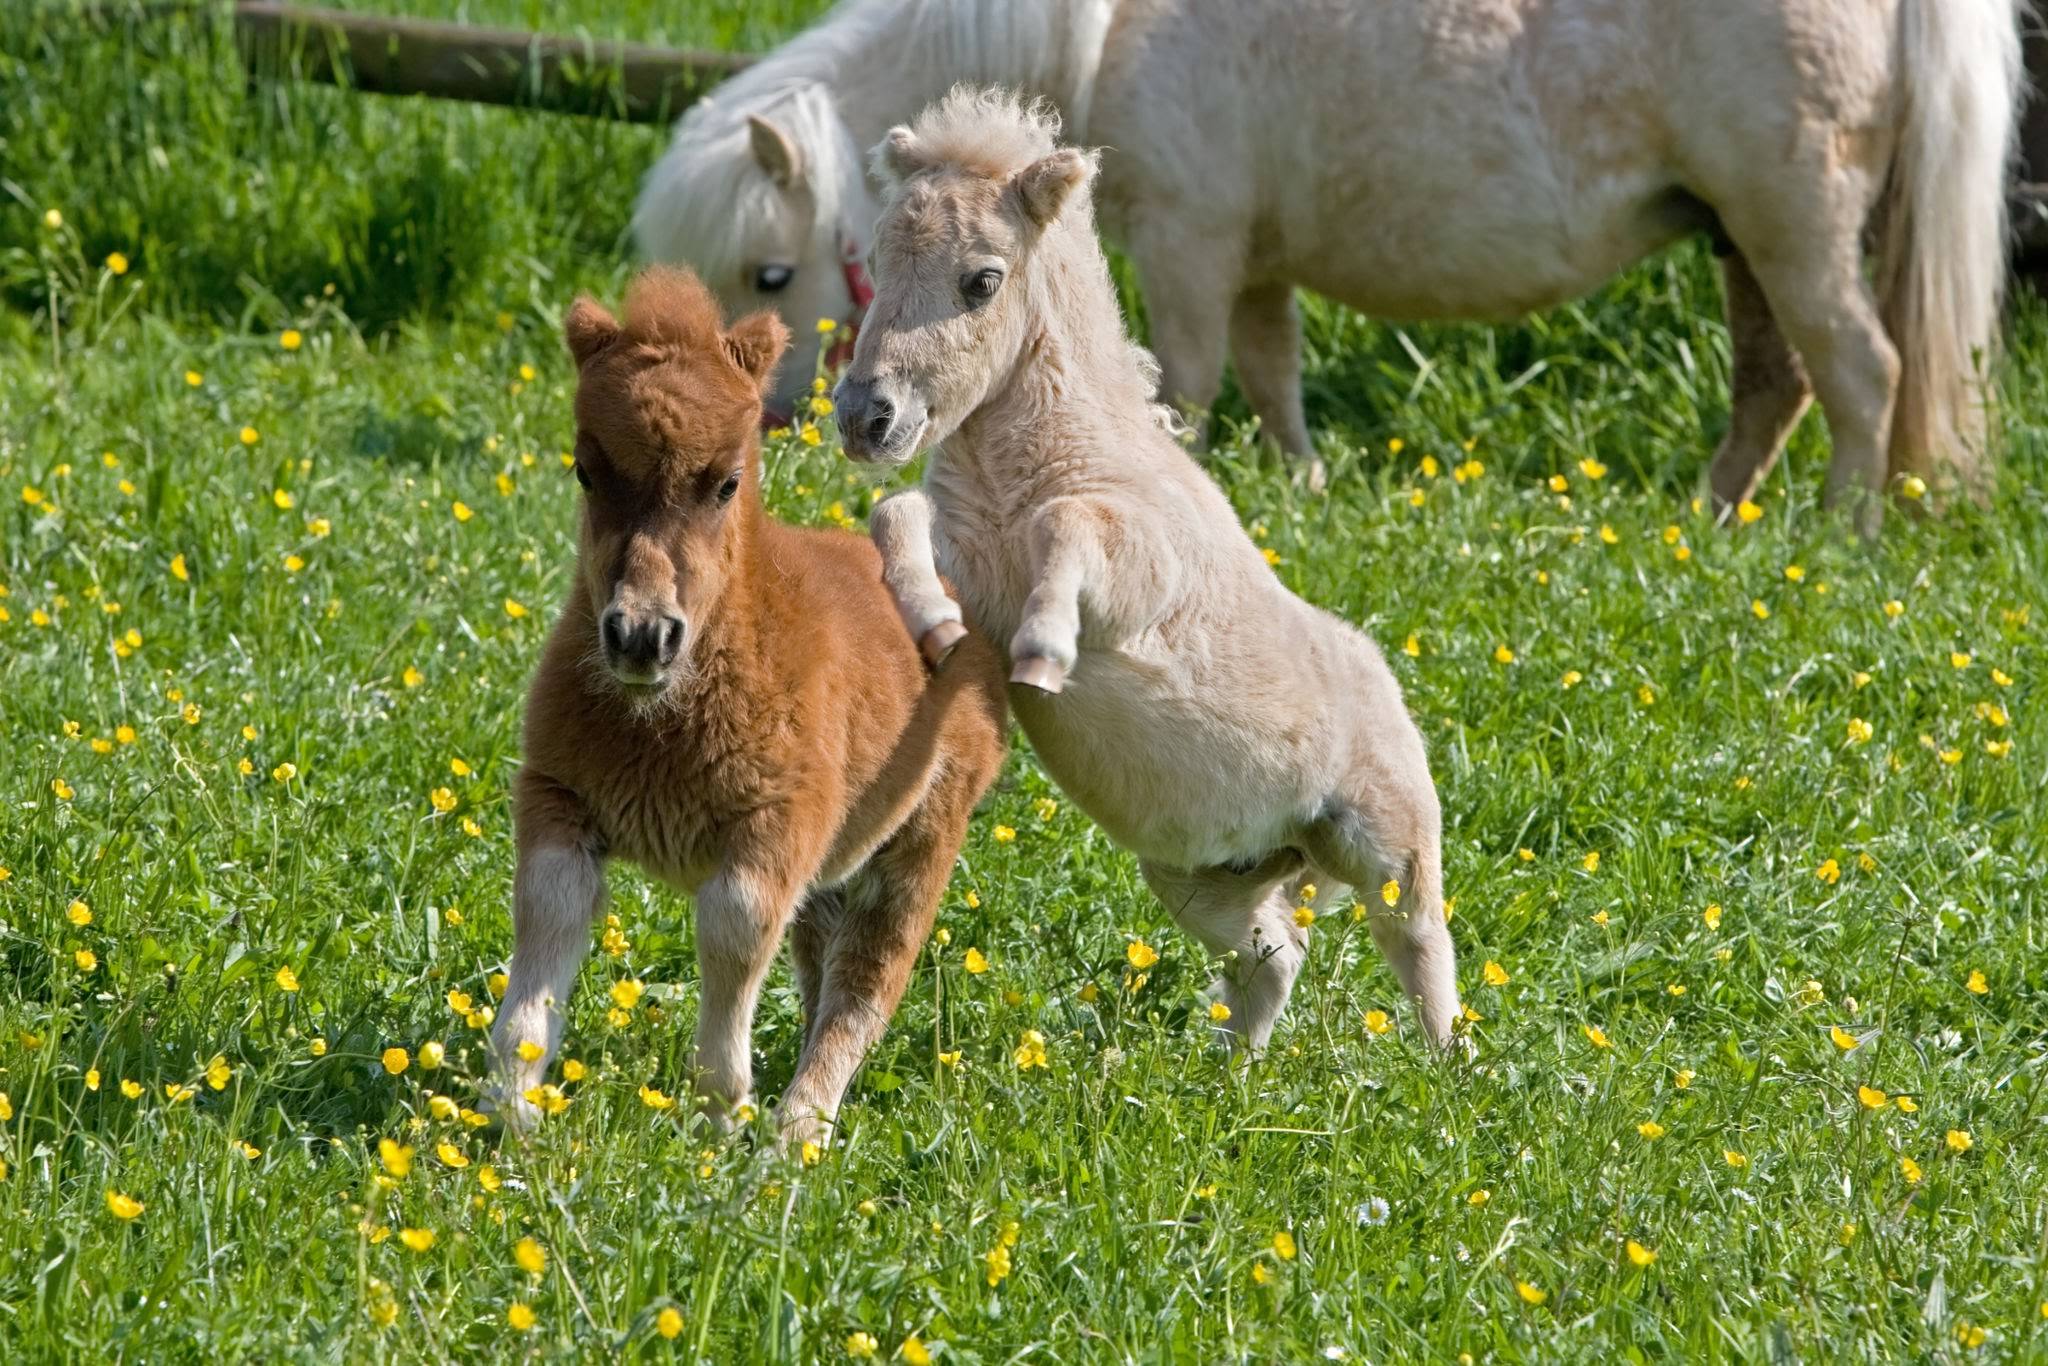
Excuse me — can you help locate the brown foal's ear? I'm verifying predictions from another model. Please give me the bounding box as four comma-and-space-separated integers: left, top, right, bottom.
564, 296, 621, 366
1011, 147, 1095, 227
723, 310, 791, 390
746, 114, 803, 188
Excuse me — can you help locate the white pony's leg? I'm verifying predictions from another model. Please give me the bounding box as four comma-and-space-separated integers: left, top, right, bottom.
870, 491, 966, 665
1741, 243, 1898, 538
1141, 856, 1307, 1051
489, 843, 604, 1128
1228, 283, 1315, 463
1130, 222, 1235, 437
1707, 251, 1813, 515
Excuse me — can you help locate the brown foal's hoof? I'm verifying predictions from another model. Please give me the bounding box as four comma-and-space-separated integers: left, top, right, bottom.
919, 620, 967, 668
1009, 656, 1066, 694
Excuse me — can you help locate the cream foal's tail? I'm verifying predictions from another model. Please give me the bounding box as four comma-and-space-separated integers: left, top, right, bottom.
1877, 0, 2024, 494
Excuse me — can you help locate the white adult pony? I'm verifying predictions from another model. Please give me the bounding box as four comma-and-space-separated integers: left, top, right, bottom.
835, 89, 1461, 1050
635, 0, 2022, 534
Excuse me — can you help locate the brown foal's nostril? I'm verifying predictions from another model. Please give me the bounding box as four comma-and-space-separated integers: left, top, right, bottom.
656, 616, 686, 666
603, 609, 686, 674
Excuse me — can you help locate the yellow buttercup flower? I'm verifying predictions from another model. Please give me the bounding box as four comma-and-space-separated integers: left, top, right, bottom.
106, 1190, 144, 1220
381, 1047, 409, 1075
514, 1236, 545, 1275
507, 1303, 536, 1331
1012, 1029, 1048, 1070
963, 948, 989, 975
1482, 960, 1509, 987
1625, 1240, 1657, 1267
1125, 940, 1159, 970
1516, 1280, 1548, 1306
1857, 1085, 1887, 1110
1364, 1009, 1391, 1035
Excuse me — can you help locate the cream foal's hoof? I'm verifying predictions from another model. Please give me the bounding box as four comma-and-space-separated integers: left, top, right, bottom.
918, 620, 967, 667
1009, 655, 1066, 694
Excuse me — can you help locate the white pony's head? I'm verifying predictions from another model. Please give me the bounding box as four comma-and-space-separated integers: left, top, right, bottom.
632, 82, 877, 424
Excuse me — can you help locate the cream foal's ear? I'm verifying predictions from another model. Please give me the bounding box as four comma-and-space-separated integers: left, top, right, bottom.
724, 310, 791, 389
874, 125, 923, 183
746, 114, 802, 188
563, 296, 621, 366
1011, 147, 1094, 227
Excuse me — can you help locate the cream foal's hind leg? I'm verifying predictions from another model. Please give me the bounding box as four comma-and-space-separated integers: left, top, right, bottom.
1141, 855, 1307, 1051
870, 491, 966, 665
1299, 784, 1460, 1048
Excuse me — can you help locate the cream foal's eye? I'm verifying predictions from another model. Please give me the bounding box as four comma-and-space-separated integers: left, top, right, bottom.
754, 265, 795, 293
963, 268, 1003, 305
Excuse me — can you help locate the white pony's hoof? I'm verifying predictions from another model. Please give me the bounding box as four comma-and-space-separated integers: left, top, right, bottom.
1009, 656, 1066, 694
919, 620, 967, 668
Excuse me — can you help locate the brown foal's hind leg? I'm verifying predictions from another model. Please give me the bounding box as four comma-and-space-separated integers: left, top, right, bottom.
777, 755, 986, 1151
789, 888, 845, 1055
1707, 251, 1813, 516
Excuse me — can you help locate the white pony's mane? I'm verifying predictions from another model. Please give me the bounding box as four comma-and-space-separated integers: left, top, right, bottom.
632, 0, 1113, 281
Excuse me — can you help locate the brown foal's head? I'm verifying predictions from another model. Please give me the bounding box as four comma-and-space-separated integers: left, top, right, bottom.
562, 267, 788, 702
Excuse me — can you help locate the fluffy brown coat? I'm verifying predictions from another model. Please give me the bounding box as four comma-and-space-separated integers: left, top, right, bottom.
490, 267, 1006, 1146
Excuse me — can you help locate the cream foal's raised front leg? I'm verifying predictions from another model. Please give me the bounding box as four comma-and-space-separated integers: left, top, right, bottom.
870, 490, 966, 666
1010, 495, 1172, 694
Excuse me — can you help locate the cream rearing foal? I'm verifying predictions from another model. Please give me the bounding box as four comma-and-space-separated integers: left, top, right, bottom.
836, 89, 1459, 1047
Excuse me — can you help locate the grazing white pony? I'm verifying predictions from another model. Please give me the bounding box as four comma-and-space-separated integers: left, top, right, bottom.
834, 89, 1461, 1049
636, 0, 2022, 535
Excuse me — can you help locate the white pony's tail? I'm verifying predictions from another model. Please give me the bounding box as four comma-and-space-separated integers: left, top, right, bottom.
1877, 0, 2024, 493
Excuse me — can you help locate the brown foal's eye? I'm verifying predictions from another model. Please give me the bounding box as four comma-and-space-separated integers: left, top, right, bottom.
572, 461, 592, 490
717, 472, 742, 504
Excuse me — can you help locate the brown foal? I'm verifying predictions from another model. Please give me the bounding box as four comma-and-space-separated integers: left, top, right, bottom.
489, 267, 1006, 1147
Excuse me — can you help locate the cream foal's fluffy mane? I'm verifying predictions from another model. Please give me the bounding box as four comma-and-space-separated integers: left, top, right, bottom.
881, 85, 1065, 183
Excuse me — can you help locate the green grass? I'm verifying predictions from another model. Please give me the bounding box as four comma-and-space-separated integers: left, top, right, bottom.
3, 2, 2047, 1361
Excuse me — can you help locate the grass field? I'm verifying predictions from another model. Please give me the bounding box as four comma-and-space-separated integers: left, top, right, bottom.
3, 2, 2047, 1360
